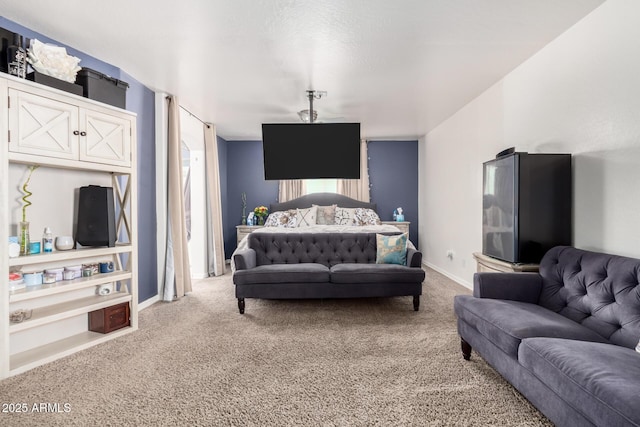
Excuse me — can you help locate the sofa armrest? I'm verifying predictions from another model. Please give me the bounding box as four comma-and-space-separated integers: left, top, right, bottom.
473, 272, 542, 303
233, 249, 256, 271
406, 248, 422, 268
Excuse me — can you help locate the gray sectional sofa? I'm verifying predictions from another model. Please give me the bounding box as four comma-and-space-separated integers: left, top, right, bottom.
233, 232, 425, 314
454, 246, 640, 426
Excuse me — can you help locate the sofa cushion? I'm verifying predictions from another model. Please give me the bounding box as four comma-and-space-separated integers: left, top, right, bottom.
233, 263, 330, 286
538, 246, 640, 348
519, 337, 640, 427
330, 263, 425, 284
376, 233, 407, 265
454, 295, 609, 358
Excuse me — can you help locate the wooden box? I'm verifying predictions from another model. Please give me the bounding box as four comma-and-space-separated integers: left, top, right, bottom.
89, 302, 130, 334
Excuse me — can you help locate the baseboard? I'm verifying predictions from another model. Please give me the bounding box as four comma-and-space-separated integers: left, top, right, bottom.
423, 262, 472, 290
138, 295, 160, 311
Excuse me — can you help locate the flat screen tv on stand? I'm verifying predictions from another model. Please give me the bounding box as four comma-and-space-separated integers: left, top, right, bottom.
482, 151, 572, 264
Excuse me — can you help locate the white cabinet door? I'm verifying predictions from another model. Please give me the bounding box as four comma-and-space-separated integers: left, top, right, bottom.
79, 109, 131, 167
8, 88, 79, 160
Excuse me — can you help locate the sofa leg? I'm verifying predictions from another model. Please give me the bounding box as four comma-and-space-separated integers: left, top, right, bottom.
413, 295, 420, 311
461, 338, 472, 360
238, 298, 245, 314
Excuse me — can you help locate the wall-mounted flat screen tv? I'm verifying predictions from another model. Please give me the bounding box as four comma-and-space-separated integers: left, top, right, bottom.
262, 123, 361, 180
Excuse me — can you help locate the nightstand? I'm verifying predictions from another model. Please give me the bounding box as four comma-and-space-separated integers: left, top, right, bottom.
381, 221, 410, 235
236, 225, 264, 245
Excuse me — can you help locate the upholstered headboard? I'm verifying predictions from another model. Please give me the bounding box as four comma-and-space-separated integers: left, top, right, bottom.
270, 193, 377, 213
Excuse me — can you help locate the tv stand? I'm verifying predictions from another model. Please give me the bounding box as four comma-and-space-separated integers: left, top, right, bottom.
472, 252, 539, 273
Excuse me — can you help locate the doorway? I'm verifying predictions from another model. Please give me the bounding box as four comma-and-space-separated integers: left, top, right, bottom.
179, 109, 207, 279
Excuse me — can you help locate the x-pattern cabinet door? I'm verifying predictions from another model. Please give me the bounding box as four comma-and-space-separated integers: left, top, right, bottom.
79, 109, 131, 167
8, 88, 79, 160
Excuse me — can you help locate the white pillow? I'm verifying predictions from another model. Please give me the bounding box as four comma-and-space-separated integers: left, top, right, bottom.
354, 208, 381, 226
264, 210, 297, 227
296, 206, 318, 227
334, 207, 356, 226
313, 204, 337, 225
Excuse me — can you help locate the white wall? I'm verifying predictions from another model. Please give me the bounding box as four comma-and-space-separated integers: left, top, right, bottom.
419, 0, 640, 288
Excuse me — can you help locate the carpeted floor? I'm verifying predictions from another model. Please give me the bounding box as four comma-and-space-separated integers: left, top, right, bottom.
0, 267, 551, 426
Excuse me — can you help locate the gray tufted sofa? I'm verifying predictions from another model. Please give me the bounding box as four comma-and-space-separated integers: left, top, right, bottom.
233, 232, 425, 314
454, 246, 640, 427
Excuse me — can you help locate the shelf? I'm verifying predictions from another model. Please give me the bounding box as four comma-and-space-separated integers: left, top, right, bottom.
1, 72, 138, 380
10, 326, 135, 375
10, 270, 132, 302
9, 245, 132, 267
9, 292, 132, 333
9, 152, 133, 174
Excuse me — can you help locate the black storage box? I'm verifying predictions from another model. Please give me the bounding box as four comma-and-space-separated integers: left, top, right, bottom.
75, 67, 129, 108
27, 71, 83, 96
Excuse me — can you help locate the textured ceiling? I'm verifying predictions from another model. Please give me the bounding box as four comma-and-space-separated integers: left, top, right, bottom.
0, 0, 604, 140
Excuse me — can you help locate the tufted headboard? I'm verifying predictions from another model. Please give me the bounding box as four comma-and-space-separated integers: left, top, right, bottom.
538, 246, 640, 349
270, 192, 377, 213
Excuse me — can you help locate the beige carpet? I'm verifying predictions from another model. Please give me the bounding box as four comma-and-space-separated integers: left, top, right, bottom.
0, 268, 551, 426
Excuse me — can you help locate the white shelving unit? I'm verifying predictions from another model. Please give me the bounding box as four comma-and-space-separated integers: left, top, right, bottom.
0, 73, 138, 379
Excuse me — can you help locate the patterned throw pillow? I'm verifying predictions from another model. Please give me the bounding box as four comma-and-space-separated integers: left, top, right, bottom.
313, 204, 337, 225
354, 208, 381, 226
264, 210, 298, 228
296, 206, 318, 227
376, 233, 408, 265
334, 207, 356, 226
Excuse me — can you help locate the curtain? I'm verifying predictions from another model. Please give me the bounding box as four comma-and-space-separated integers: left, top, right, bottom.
337, 139, 370, 202
204, 123, 226, 276
163, 95, 192, 301
278, 179, 306, 202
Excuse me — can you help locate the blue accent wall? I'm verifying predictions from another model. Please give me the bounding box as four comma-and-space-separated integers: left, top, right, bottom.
218, 135, 229, 252
1, 17, 158, 303
223, 140, 279, 257
368, 140, 419, 247
221, 139, 419, 257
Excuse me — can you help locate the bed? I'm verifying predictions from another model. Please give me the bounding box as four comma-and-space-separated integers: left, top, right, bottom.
231, 193, 425, 313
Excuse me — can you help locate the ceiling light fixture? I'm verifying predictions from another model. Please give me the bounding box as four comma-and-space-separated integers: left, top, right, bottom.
297, 109, 317, 123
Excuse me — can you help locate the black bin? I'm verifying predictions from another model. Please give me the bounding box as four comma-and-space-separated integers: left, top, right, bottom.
27, 71, 83, 96
75, 67, 129, 109
0, 27, 17, 73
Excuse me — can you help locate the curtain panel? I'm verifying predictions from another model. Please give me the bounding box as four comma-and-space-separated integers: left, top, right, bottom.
278, 179, 307, 203
163, 95, 192, 301
204, 124, 226, 276
337, 139, 370, 202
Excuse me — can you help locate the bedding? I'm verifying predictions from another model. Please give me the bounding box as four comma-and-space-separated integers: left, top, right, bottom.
231, 192, 413, 272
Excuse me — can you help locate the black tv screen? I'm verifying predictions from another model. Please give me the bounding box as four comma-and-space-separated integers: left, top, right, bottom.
262, 123, 361, 180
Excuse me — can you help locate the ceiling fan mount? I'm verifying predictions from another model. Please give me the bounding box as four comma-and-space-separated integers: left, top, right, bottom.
298, 90, 327, 123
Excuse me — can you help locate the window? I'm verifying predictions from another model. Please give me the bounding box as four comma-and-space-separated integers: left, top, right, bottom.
305, 179, 338, 194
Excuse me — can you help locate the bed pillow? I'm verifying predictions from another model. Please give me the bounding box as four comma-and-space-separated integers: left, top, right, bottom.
376, 233, 408, 265
296, 206, 318, 227
313, 204, 337, 225
264, 210, 298, 228
334, 207, 356, 226
354, 208, 381, 226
